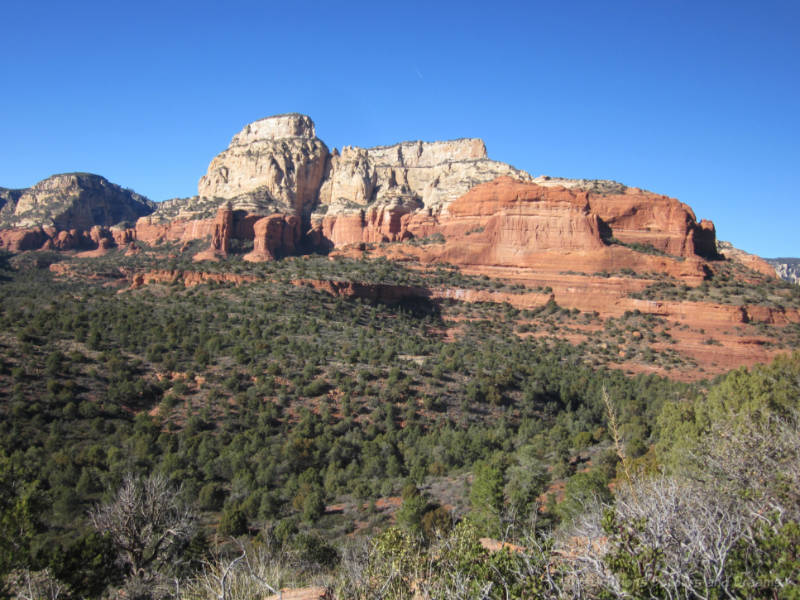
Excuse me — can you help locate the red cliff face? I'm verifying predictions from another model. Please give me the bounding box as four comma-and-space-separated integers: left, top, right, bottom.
244, 214, 300, 262
311, 200, 426, 250
588, 189, 718, 259
311, 177, 725, 284
211, 204, 234, 254
193, 204, 235, 262
133, 216, 217, 245
0, 225, 126, 252
436, 178, 606, 265
0, 228, 48, 252
111, 227, 136, 246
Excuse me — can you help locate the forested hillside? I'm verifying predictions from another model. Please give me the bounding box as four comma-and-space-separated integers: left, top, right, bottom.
1, 247, 798, 599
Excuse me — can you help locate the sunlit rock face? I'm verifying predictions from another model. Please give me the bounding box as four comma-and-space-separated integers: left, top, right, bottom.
317, 137, 531, 217
0, 113, 725, 278
0, 173, 153, 230
197, 113, 329, 217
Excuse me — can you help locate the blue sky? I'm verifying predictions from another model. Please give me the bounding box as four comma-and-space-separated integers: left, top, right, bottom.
1, 0, 798, 257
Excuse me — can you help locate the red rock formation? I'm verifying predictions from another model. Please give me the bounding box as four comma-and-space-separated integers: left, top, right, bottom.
75, 233, 115, 257
193, 204, 234, 262
716, 241, 777, 278
321, 178, 711, 286
212, 203, 233, 254
111, 227, 136, 246
434, 178, 606, 267
133, 216, 218, 245
244, 214, 300, 262
0, 224, 134, 253
0, 228, 47, 252
694, 220, 718, 259
313, 177, 721, 274
312, 200, 424, 249
588, 188, 717, 258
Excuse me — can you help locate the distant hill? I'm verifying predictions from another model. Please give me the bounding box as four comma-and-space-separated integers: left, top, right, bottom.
0, 172, 154, 229
766, 257, 800, 284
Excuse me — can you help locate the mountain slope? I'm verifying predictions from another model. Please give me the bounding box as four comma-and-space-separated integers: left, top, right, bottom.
0, 172, 154, 229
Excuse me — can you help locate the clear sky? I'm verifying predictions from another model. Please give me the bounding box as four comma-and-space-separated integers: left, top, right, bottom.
1, 0, 798, 257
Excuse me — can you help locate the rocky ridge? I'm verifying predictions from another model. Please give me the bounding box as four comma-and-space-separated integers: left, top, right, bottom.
0, 173, 155, 252
1, 115, 728, 276
0, 173, 154, 229
716, 241, 777, 278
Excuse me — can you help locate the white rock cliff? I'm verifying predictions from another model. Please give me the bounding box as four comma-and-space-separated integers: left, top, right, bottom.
192, 114, 531, 222
197, 114, 330, 217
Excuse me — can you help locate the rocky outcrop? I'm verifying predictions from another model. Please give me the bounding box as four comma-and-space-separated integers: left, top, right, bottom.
311, 197, 428, 249
133, 214, 217, 245
312, 165, 720, 271
243, 214, 300, 262
441, 177, 606, 252
0, 223, 130, 253
0, 173, 154, 229
110, 226, 136, 246
194, 115, 529, 247
0, 187, 23, 219
0, 228, 48, 252
0, 174, 153, 252
133, 207, 257, 245
317, 177, 715, 283
193, 204, 234, 262
316, 138, 531, 219
587, 188, 718, 259
197, 114, 329, 217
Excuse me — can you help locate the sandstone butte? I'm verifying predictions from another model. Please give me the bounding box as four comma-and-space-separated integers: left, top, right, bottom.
2, 113, 794, 379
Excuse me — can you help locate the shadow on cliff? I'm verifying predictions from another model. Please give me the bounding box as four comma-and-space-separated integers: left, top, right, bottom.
354, 294, 441, 320
391, 296, 441, 319
298, 278, 441, 318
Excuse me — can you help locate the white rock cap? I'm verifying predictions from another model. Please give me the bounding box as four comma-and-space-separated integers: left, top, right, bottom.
231, 113, 316, 146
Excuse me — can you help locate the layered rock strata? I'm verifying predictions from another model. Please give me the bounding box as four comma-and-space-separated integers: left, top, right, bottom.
197, 114, 329, 217
315, 177, 717, 283
317, 138, 529, 214
1, 114, 736, 287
